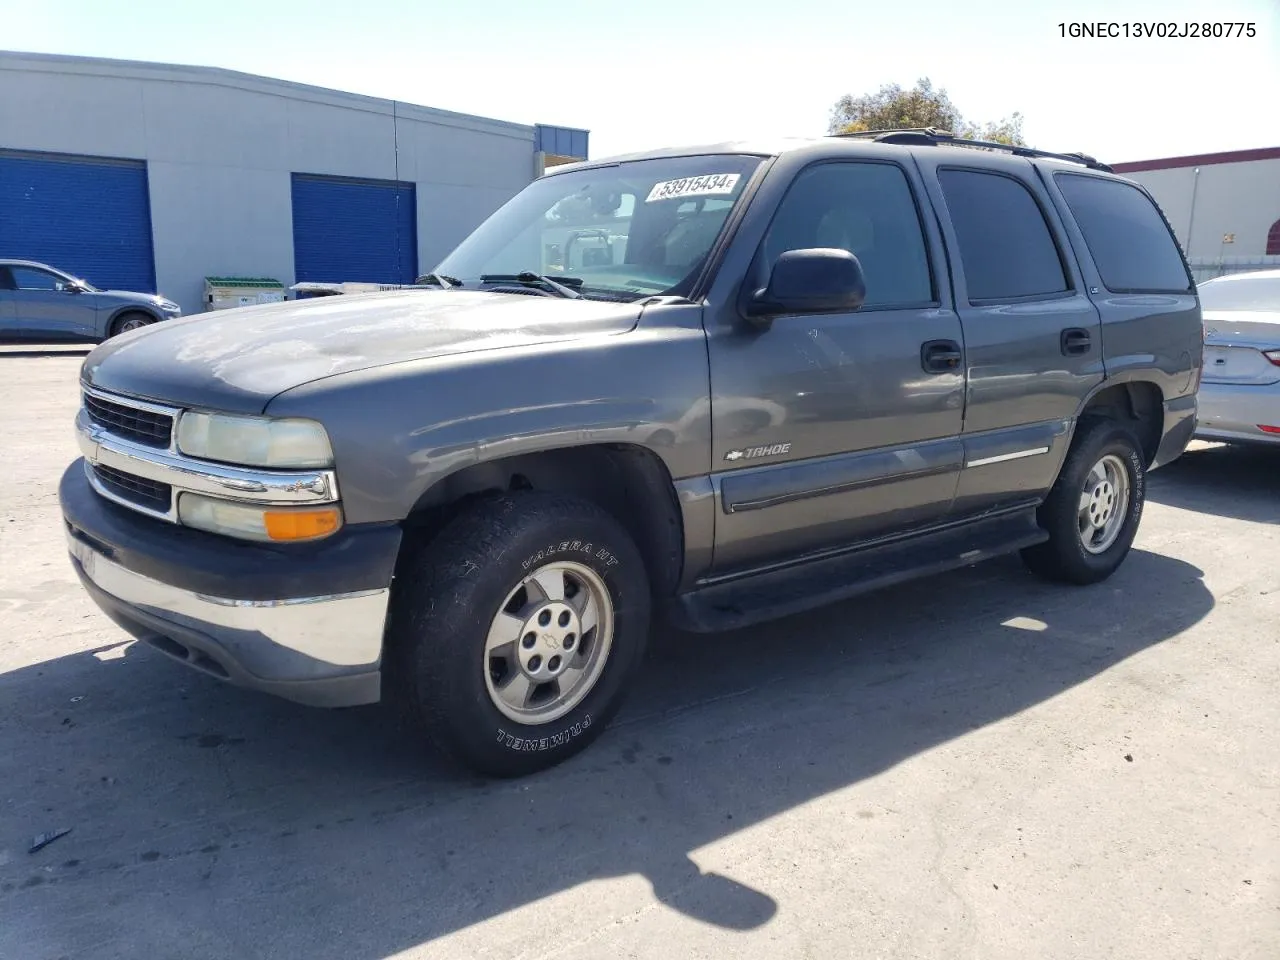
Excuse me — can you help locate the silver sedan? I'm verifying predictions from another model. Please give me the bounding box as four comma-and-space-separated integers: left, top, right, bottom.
1194, 268, 1280, 447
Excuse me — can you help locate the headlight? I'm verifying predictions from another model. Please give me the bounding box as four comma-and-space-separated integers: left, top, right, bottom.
178, 493, 342, 543
176, 412, 333, 468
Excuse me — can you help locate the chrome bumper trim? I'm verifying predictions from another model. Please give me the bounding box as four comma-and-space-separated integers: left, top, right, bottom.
68, 529, 388, 669
76, 408, 339, 522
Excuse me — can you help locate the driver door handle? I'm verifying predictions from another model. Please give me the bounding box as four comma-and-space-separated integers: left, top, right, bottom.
1061, 328, 1092, 356
921, 339, 963, 373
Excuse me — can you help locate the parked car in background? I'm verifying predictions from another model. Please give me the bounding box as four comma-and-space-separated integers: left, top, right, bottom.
1195, 269, 1280, 447
0, 259, 181, 343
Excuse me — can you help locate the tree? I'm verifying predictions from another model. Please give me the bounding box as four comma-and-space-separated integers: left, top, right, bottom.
969, 112, 1025, 146
828, 77, 1026, 147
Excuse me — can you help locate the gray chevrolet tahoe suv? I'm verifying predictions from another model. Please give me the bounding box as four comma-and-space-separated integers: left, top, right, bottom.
60, 131, 1202, 777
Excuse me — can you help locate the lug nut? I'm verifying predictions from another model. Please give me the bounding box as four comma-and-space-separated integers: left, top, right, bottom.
538, 610, 551, 627
548, 656, 561, 671
558, 611, 571, 627
563, 634, 575, 650
523, 633, 536, 649
529, 655, 542, 671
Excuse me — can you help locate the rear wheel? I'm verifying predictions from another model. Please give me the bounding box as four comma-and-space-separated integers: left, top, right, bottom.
110, 312, 155, 337
388, 492, 651, 777
1021, 418, 1146, 585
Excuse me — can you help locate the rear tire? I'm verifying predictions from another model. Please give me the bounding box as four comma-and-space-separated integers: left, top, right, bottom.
387, 492, 651, 777
110, 312, 156, 337
1021, 418, 1146, 585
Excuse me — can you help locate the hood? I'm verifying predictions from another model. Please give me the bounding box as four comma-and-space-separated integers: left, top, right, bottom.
81, 289, 644, 414
96, 289, 174, 307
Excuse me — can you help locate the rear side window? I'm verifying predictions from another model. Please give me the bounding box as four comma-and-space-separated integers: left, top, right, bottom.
938, 169, 1069, 301
1055, 174, 1191, 294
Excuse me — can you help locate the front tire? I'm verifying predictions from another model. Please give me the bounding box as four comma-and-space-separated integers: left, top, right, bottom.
388, 492, 651, 777
110, 312, 156, 337
1021, 418, 1147, 585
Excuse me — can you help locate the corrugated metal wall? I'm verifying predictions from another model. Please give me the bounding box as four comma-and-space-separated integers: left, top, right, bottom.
291, 174, 418, 285
0, 149, 156, 292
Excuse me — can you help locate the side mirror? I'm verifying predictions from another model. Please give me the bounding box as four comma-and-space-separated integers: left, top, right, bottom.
59, 281, 83, 294
744, 248, 866, 323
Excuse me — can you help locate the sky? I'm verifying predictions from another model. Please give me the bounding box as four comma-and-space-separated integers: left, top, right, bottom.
2, 0, 1278, 165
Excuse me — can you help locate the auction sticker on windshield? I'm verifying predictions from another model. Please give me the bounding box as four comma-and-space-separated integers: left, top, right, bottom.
645, 173, 741, 203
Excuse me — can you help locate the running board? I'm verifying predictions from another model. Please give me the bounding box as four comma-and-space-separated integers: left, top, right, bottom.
665, 509, 1048, 633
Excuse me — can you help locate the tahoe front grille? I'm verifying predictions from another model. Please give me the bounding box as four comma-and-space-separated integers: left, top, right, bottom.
92, 464, 173, 513
84, 392, 173, 448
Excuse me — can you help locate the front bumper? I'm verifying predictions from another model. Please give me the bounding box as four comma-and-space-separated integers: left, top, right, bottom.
60, 460, 402, 707
1193, 380, 1280, 446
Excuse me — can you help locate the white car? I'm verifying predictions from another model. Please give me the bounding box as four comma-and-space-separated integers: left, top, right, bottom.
1195, 269, 1280, 446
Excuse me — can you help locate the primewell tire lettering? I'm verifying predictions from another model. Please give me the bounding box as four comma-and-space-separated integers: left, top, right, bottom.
496, 714, 593, 751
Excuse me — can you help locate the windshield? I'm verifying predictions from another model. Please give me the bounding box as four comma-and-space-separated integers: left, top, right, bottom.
434, 154, 765, 301
1198, 273, 1280, 312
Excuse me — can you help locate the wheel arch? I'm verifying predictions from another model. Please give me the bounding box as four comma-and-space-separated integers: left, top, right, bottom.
1076, 378, 1164, 466
402, 443, 685, 598
105, 305, 163, 336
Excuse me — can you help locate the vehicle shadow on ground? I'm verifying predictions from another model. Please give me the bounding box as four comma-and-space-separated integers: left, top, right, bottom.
1149, 443, 1280, 524
0, 549, 1212, 959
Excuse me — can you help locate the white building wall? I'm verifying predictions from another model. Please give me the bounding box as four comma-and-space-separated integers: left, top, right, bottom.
1121, 156, 1280, 259
0, 51, 549, 314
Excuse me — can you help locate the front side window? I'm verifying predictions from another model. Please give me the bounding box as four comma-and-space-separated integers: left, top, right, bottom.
1055, 174, 1192, 294
938, 169, 1069, 301
434, 155, 764, 301
10, 267, 62, 291
759, 161, 934, 308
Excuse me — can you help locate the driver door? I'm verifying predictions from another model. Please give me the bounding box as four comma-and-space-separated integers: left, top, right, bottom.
0, 267, 17, 338
705, 159, 966, 574
8, 265, 99, 339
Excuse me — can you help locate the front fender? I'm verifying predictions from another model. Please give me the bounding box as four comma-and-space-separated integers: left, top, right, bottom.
264, 303, 713, 525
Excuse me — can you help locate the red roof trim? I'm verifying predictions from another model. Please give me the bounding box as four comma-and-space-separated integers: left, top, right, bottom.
1112, 146, 1280, 173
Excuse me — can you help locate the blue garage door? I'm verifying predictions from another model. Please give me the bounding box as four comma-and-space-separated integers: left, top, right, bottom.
291, 174, 417, 284
0, 149, 156, 292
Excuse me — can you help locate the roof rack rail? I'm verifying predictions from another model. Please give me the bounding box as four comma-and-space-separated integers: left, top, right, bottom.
833, 127, 1113, 173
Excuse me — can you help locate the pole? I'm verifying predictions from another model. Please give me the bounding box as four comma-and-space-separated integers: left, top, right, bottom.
1185, 167, 1200, 258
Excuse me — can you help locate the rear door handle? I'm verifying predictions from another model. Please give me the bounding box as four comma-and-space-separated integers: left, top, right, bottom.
1061, 328, 1092, 356
921, 339, 963, 373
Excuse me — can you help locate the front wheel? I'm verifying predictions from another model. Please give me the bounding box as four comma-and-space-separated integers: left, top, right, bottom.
388, 492, 651, 777
110, 312, 156, 337
1021, 419, 1147, 585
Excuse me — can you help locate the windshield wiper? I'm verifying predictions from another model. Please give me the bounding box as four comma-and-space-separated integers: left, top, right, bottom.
479, 272, 583, 299
414, 273, 461, 289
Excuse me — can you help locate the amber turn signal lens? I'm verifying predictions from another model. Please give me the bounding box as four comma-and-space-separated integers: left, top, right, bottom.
263, 507, 342, 541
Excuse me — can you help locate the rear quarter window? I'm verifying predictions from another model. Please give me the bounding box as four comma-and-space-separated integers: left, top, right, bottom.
1055, 174, 1192, 294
